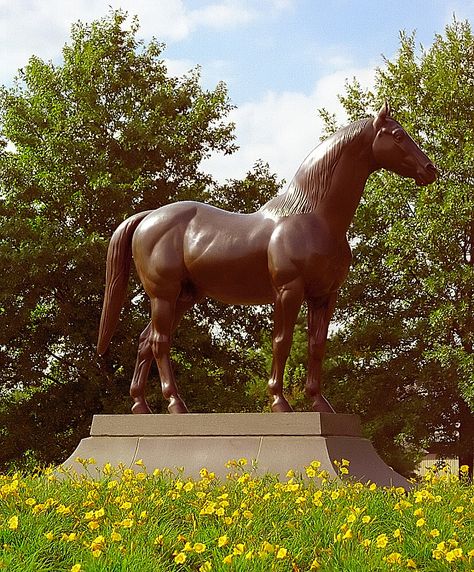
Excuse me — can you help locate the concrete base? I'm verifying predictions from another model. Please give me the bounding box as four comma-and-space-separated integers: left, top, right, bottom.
62, 413, 410, 488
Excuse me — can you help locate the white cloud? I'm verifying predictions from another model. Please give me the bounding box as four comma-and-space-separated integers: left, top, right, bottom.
189, 1, 257, 30
202, 65, 376, 185
0, 0, 286, 86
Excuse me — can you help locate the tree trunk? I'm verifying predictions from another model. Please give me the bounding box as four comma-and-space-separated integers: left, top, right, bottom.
458, 398, 474, 479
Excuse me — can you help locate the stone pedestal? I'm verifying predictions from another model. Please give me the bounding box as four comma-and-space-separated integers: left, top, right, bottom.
62, 412, 410, 488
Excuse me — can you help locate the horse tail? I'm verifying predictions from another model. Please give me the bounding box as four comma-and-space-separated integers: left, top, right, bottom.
97, 210, 153, 356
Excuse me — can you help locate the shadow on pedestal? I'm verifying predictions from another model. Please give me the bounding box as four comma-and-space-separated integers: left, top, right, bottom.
62, 412, 410, 489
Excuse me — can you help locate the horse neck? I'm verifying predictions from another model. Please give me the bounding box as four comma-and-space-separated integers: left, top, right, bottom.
315, 128, 376, 235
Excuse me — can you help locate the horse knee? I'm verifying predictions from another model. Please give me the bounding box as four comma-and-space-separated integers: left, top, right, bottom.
150, 333, 171, 358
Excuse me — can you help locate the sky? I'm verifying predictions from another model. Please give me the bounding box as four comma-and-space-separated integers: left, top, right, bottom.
1, 0, 473, 184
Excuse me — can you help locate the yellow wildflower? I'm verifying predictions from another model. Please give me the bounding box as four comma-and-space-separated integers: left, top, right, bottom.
88, 520, 100, 531
199, 562, 212, 572
92, 549, 102, 558
262, 541, 274, 553
430, 529, 440, 538
238, 458, 247, 466
218, 535, 229, 548
413, 508, 423, 517
44, 531, 54, 541
276, 547, 288, 559
310, 558, 321, 569
376, 534, 388, 548
119, 518, 134, 528
245, 550, 254, 560
25, 498, 36, 506
233, 543, 245, 555
135, 459, 145, 466
385, 552, 402, 564
416, 518, 426, 528
8, 516, 18, 530
406, 559, 417, 568
62, 533, 77, 542
445, 548, 463, 562
183, 481, 194, 492
347, 513, 356, 524
111, 531, 122, 542
193, 542, 206, 554
243, 510, 253, 519
174, 552, 186, 564
342, 529, 353, 540
393, 528, 402, 540
223, 554, 233, 564
306, 466, 316, 478
90, 535, 105, 551
362, 515, 371, 524
71, 565, 82, 572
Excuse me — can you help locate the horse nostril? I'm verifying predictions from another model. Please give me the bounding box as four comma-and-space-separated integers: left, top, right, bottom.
426, 163, 438, 176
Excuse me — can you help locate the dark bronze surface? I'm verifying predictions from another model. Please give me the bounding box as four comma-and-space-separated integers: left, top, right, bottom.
97, 103, 437, 414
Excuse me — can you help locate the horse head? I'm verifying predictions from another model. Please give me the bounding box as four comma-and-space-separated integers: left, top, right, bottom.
372, 102, 438, 186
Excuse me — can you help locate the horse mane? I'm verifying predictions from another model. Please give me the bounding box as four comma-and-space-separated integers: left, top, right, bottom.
259, 118, 372, 217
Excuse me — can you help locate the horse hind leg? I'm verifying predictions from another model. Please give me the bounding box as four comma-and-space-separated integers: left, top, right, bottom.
150, 295, 188, 414
130, 322, 154, 414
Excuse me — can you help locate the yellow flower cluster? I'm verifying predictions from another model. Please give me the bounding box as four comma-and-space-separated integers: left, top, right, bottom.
0, 459, 472, 571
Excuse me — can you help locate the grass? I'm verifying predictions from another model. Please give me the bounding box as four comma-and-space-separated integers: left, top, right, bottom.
0, 458, 473, 571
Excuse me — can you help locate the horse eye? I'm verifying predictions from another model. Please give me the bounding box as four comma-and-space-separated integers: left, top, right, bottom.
393, 129, 404, 142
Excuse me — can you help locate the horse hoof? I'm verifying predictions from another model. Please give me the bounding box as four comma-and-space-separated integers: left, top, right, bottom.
311, 395, 336, 413
271, 397, 294, 412
132, 401, 152, 414
168, 398, 189, 414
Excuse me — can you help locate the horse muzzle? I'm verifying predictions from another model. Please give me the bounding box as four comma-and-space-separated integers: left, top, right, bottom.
415, 162, 438, 186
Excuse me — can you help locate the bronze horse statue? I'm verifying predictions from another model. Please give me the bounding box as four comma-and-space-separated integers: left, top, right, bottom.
97, 103, 437, 414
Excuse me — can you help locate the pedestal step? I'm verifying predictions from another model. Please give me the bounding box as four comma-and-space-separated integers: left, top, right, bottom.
62, 413, 410, 488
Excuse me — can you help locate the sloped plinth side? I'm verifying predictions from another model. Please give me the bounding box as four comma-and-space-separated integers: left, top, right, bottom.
62, 413, 410, 488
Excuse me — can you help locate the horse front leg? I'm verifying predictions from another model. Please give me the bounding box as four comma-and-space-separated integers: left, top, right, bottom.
130, 322, 153, 414
306, 294, 337, 413
268, 280, 304, 412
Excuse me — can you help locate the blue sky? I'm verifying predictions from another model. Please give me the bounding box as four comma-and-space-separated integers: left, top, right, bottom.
1, 0, 473, 183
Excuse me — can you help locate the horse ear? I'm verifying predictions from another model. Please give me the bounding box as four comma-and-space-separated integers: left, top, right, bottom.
373, 101, 391, 130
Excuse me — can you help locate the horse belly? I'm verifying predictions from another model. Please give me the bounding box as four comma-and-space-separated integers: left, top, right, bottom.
187, 255, 274, 305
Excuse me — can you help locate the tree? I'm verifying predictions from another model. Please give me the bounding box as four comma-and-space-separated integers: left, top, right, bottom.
320, 18, 474, 476
0, 11, 280, 468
